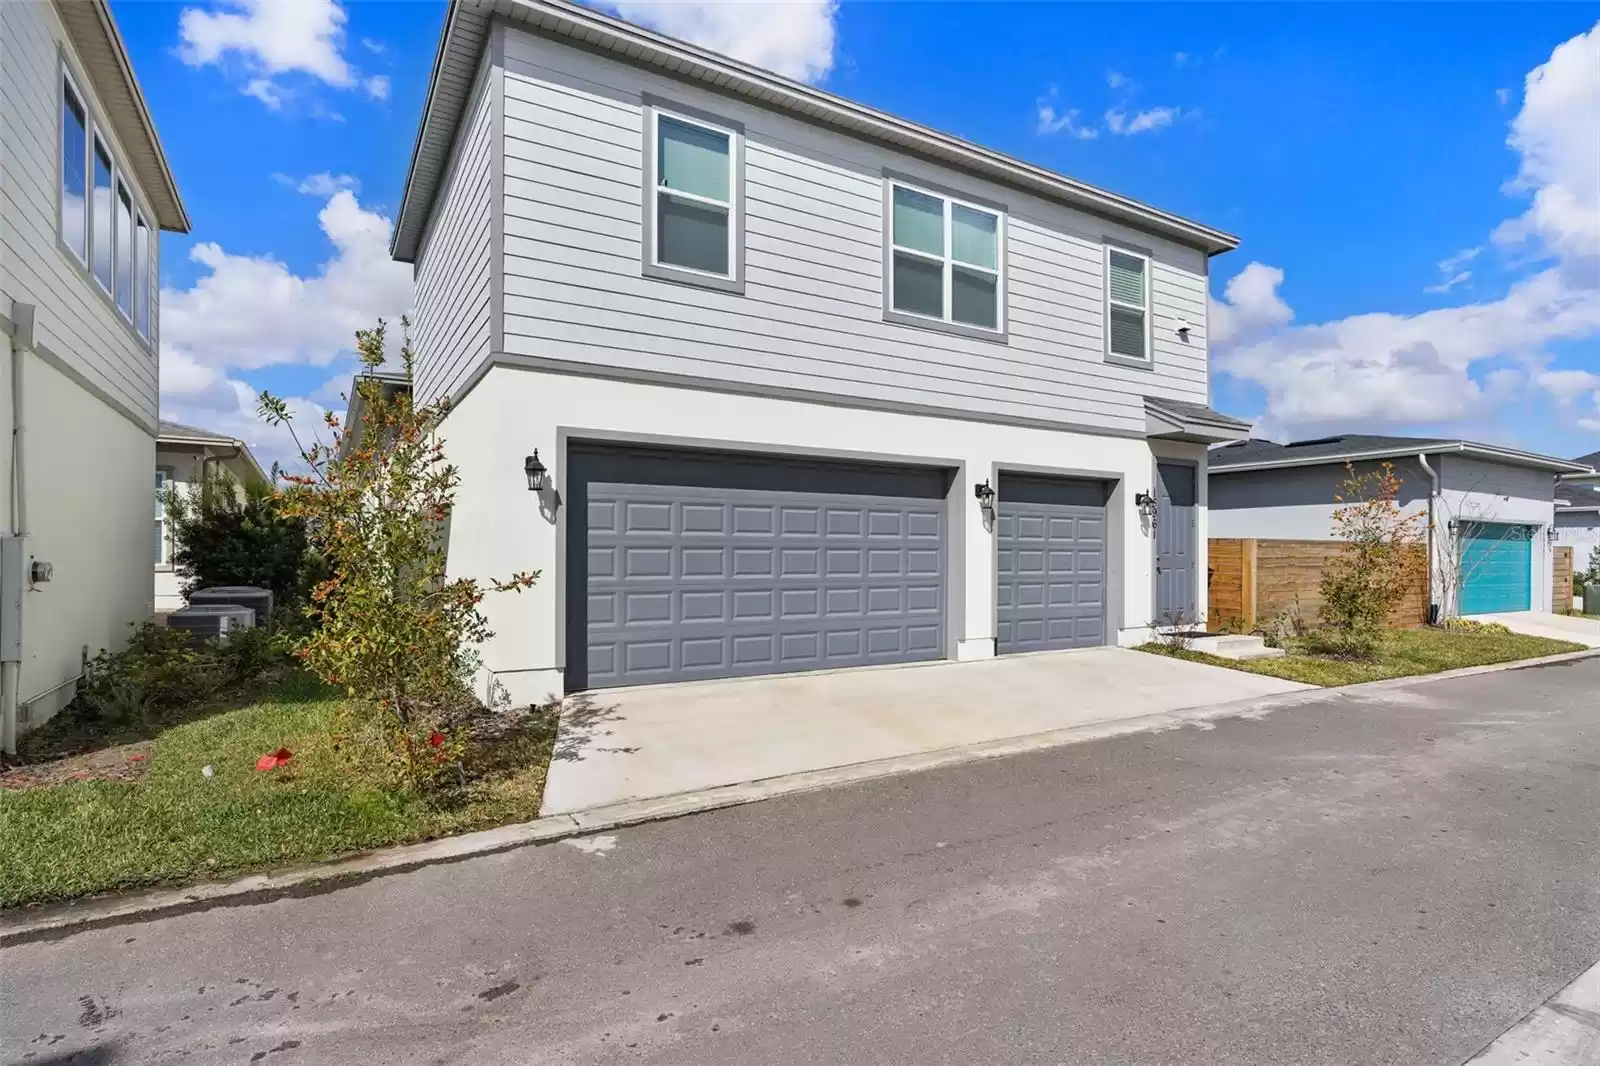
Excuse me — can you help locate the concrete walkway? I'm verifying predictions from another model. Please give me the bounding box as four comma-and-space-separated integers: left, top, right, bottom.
540, 648, 1310, 815
1479, 611, 1600, 648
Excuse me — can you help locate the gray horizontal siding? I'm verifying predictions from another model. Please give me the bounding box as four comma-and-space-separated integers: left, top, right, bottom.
0, 0, 160, 428
412, 53, 496, 407
495, 28, 1211, 434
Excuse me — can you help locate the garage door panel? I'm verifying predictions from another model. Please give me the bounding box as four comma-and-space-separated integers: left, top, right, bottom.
1461, 522, 1533, 615
570, 448, 948, 690
996, 474, 1109, 654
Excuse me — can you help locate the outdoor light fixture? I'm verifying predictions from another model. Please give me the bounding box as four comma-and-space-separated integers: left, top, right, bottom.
1135, 490, 1158, 521
524, 451, 547, 493
1547, 524, 1559, 543
974, 479, 996, 512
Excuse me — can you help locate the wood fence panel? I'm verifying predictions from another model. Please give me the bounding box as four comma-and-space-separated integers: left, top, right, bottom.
1207, 538, 1429, 630
1207, 538, 1245, 627
1554, 546, 1573, 613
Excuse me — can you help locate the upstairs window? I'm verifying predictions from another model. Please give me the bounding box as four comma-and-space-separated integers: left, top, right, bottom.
60, 76, 88, 262
91, 137, 114, 293
644, 104, 742, 291
886, 181, 1003, 335
115, 181, 134, 318
135, 214, 152, 339
1105, 247, 1151, 362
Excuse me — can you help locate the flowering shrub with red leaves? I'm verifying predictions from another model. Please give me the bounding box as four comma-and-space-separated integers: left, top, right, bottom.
258, 319, 537, 788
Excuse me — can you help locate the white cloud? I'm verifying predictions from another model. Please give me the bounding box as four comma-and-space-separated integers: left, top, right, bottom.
1424, 248, 1481, 293
1036, 91, 1098, 139
1212, 21, 1600, 440
601, 0, 837, 84
1496, 87, 1511, 105
1537, 368, 1600, 401
273, 171, 360, 197
1106, 70, 1130, 90
1423, 271, 1472, 295
1105, 106, 1178, 135
178, 0, 389, 110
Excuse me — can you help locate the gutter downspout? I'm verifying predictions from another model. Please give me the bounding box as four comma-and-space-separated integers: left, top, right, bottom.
3, 304, 35, 755
1418, 452, 1440, 624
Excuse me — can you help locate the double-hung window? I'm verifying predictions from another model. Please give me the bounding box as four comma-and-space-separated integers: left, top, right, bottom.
90, 136, 114, 294
1105, 246, 1151, 363
60, 75, 88, 262
644, 103, 742, 290
886, 181, 1004, 335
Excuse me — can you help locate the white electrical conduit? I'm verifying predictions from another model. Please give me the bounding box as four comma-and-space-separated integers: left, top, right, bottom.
3, 303, 32, 755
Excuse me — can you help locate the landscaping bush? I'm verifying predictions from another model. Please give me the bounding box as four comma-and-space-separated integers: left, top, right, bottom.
78, 623, 226, 724
163, 467, 315, 605
1318, 461, 1425, 658
259, 318, 538, 790
1442, 617, 1513, 635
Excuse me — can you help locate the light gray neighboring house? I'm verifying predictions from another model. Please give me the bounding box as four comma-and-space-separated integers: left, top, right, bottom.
1555, 449, 1600, 570
1209, 435, 1595, 617
389, 0, 1250, 705
154, 421, 267, 611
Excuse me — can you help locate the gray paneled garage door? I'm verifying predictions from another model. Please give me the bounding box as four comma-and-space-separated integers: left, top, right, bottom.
996, 474, 1108, 654
567, 445, 949, 691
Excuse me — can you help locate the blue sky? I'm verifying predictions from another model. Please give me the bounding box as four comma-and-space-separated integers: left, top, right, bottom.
115, 1, 1600, 466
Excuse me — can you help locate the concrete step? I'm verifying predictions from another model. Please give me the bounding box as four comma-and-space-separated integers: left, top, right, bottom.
1186, 634, 1287, 661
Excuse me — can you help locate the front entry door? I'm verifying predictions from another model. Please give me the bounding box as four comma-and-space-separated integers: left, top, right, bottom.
1155, 462, 1198, 625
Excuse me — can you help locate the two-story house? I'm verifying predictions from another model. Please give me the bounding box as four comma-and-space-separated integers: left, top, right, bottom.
1, 0, 188, 748
391, 0, 1246, 707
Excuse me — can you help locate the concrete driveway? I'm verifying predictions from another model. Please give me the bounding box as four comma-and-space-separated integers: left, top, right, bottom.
540, 647, 1309, 815
1478, 611, 1600, 648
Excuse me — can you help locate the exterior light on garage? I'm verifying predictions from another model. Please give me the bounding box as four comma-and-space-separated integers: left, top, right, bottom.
973, 479, 996, 513
524, 451, 547, 492
1547, 524, 1558, 543
1135, 491, 1158, 522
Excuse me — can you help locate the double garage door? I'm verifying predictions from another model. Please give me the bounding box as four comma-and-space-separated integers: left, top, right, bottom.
568, 445, 948, 690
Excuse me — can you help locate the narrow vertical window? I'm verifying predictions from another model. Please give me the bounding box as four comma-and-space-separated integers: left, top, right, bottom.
653, 113, 734, 277
116, 181, 134, 317
135, 215, 152, 339
91, 137, 113, 292
60, 77, 88, 261
155, 470, 169, 564
1105, 247, 1150, 361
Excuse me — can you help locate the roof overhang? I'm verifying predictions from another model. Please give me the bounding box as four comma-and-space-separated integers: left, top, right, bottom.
55, 0, 188, 232
338, 371, 412, 459
1144, 398, 1252, 444
391, 0, 1240, 263
156, 432, 267, 483
1211, 442, 1596, 476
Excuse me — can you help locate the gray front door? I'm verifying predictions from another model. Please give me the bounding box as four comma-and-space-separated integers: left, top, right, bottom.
995, 475, 1108, 653
567, 445, 949, 691
1155, 462, 1198, 625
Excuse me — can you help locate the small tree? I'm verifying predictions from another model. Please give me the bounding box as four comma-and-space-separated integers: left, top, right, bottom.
1318, 461, 1425, 657
1583, 545, 1600, 587
258, 318, 537, 787
163, 467, 312, 604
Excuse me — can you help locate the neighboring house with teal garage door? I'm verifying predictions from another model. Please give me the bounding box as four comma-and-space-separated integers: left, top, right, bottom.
1209, 436, 1595, 619
1555, 451, 1600, 573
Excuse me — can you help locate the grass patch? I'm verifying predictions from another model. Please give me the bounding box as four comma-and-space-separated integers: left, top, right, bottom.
1141, 626, 1586, 688
0, 674, 555, 909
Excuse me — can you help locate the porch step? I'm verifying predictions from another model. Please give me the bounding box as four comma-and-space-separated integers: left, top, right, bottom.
1186, 634, 1286, 661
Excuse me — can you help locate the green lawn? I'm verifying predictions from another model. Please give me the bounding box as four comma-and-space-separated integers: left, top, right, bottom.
1141, 626, 1586, 688
0, 675, 555, 909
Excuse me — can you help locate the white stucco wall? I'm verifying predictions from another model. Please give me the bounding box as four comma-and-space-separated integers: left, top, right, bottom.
1554, 512, 1600, 569
438, 363, 1206, 706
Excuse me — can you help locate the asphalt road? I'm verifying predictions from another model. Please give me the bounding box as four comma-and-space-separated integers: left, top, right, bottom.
5, 658, 1600, 1066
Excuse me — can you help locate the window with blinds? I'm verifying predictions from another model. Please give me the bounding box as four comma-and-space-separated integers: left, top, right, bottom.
1105, 247, 1150, 362
886, 181, 1004, 335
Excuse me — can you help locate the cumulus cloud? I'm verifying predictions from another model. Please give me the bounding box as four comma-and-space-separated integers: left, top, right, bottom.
274, 171, 360, 197
1035, 88, 1098, 139
178, 0, 388, 111
1106, 106, 1179, 135
159, 188, 413, 470
1212, 20, 1600, 441
602, 0, 837, 84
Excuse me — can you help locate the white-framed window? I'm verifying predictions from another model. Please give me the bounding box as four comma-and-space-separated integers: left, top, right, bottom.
115, 180, 134, 318
90, 134, 114, 294
1105, 246, 1151, 362
647, 107, 739, 282
60, 72, 89, 263
135, 214, 152, 340
155, 468, 171, 565
887, 181, 1004, 333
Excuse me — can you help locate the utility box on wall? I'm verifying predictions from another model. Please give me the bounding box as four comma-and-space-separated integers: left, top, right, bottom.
1, 536, 22, 664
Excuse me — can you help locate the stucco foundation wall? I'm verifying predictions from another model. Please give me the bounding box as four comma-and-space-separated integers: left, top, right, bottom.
439, 364, 1205, 706
14, 354, 154, 728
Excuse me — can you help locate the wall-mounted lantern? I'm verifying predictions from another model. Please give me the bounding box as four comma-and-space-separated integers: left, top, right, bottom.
524, 451, 547, 493
1547, 524, 1559, 544
1134, 490, 1158, 523
974, 479, 996, 515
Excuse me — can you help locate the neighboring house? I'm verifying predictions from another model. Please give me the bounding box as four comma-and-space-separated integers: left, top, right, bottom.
1555, 450, 1600, 569
389, 0, 1248, 706
154, 421, 268, 611
0, 0, 189, 748
1210, 436, 1595, 618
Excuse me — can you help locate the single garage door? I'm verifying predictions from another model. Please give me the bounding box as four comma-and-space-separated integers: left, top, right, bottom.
995, 474, 1108, 654
567, 444, 948, 691
1459, 522, 1533, 615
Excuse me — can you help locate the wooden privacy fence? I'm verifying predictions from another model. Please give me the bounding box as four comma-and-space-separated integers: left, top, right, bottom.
1208, 538, 1430, 631
1554, 546, 1573, 614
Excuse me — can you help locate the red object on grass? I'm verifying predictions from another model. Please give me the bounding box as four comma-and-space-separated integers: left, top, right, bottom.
129, 753, 147, 762
255, 747, 294, 772
428, 731, 445, 748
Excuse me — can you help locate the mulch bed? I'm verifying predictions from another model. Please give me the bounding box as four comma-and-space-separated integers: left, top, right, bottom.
0, 744, 154, 791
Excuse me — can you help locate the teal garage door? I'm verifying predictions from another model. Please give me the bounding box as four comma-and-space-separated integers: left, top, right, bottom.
1459, 523, 1532, 615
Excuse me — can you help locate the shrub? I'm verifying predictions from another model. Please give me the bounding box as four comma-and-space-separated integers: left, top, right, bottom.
258, 318, 538, 789
163, 467, 314, 605
1318, 461, 1425, 658
1442, 617, 1512, 635
77, 623, 226, 725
